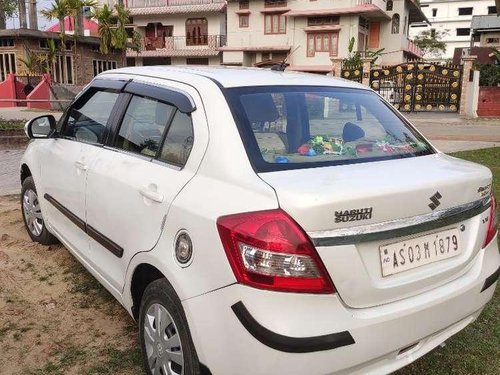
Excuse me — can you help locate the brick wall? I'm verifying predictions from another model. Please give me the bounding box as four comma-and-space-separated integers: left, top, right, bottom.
0, 35, 125, 86
477, 87, 500, 117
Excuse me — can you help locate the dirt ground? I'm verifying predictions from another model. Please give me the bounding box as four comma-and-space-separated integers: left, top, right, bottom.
0, 195, 144, 375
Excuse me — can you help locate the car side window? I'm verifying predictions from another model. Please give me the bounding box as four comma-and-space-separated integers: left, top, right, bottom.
62, 90, 119, 144
116, 96, 175, 157
159, 111, 194, 167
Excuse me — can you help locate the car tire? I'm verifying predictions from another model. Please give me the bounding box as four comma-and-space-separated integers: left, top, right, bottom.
139, 278, 201, 375
21, 176, 58, 245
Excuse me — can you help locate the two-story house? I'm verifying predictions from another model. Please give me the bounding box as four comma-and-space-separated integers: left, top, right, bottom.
222, 0, 427, 73
114, 0, 227, 66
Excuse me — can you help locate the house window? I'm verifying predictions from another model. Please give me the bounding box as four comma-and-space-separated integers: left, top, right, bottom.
486, 38, 500, 44
488, 6, 497, 14
239, 14, 249, 28
92, 60, 118, 77
458, 7, 473, 16
264, 0, 287, 7
307, 16, 339, 26
264, 13, 286, 34
186, 18, 208, 46
359, 16, 369, 31
0, 38, 14, 47
306, 32, 338, 57
39, 39, 49, 49
386, 0, 393, 11
391, 14, 400, 34
456, 28, 470, 36
52, 55, 74, 84
239, 0, 249, 9
430, 28, 436, 38
432, 8, 437, 17
0, 52, 16, 81
186, 58, 209, 65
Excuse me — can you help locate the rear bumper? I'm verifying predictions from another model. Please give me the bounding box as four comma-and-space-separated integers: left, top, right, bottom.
183, 238, 499, 375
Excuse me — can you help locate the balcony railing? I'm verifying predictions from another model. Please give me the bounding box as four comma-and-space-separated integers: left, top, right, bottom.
144, 35, 226, 50
107, 0, 225, 8
406, 38, 423, 57
264, 0, 287, 8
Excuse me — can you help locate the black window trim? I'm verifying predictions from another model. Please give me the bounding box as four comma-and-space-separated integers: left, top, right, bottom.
223, 85, 435, 173
123, 81, 196, 113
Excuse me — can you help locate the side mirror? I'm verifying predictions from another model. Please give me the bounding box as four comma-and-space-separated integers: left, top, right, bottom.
24, 115, 57, 139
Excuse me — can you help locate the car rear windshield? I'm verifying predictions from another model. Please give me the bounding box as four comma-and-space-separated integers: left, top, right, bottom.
226, 86, 433, 172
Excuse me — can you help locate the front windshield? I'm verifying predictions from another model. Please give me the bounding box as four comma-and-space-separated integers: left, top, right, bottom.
226, 86, 433, 172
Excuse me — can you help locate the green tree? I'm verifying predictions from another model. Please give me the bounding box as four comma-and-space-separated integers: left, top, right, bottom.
41, 0, 70, 83
93, 3, 141, 54
0, 0, 17, 29
66, 0, 96, 36
413, 29, 448, 58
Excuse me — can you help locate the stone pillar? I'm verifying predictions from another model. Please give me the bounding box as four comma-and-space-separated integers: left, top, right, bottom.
361, 57, 373, 87
330, 57, 342, 78
460, 55, 476, 116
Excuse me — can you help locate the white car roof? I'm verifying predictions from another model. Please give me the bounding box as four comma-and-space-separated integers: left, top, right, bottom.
100, 65, 369, 90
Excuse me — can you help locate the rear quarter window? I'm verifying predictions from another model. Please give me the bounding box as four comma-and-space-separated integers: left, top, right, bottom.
226, 86, 433, 172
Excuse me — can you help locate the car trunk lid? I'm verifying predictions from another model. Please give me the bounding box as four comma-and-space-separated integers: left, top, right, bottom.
258, 153, 492, 308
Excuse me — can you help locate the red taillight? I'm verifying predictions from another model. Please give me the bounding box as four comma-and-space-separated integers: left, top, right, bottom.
217, 209, 335, 294
483, 193, 498, 248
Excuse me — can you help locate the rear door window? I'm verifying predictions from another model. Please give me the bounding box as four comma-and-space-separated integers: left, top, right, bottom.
226, 86, 433, 172
116, 96, 175, 156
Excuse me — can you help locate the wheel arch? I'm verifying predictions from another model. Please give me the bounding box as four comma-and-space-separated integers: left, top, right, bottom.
130, 263, 167, 320
20, 163, 32, 183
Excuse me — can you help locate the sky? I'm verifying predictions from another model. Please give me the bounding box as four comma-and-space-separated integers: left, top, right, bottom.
6, 0, 63, 30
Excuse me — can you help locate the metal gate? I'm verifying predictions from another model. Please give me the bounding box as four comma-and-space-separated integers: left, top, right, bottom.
341, 62, 363, 83
369, 63, 463, 112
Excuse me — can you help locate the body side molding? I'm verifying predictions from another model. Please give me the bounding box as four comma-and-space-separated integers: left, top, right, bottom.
44, 193, 123, 258
231, 301, 355, 353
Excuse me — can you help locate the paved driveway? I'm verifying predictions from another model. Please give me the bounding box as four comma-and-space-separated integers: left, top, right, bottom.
0, 149, 23, 195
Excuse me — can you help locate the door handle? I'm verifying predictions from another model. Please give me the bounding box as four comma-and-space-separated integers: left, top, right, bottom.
139, 188, 164, 203
74, 161, 88, 171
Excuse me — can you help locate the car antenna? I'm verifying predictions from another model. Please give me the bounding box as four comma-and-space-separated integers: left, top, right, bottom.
270, 46, 300, 71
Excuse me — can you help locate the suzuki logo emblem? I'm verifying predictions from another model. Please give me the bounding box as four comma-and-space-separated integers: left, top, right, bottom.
428, 191, 442, 211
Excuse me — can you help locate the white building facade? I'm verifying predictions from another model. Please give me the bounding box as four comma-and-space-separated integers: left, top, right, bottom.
222, 0, 427, 73
409, 0, 497, 60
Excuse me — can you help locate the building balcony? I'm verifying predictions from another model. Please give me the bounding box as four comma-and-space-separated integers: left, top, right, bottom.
128, 35, 226, 57
405, 38, 424, 58
105, 0, 226, 15
124, 0, 225, 7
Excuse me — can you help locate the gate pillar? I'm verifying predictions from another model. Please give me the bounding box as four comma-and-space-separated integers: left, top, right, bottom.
330, 57, 343, 78
460, 55, 477, 116
361, 58, 373, 87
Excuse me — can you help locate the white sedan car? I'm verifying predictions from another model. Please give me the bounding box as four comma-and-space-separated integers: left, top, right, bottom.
20, 67, 498, 375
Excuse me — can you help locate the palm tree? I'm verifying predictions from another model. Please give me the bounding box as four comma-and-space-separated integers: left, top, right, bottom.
66, 0, 96, 36
112, 3, 130, 51
92, 4, 113, 54
41, 0, 69, 83
19, 50, 43, 92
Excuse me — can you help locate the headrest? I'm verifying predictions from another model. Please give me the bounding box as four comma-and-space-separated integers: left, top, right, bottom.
240, 94, 280, 123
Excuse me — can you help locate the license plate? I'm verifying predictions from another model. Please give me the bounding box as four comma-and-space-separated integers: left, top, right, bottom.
379, 228, 461, 277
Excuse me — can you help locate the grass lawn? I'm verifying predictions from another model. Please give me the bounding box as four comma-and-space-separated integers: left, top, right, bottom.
398, 147, 500, 375
0, 118, 25, 130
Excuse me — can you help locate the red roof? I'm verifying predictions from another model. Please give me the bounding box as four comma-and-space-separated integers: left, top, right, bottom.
46, 17, 99, 37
